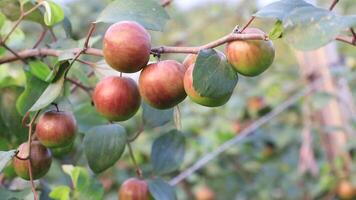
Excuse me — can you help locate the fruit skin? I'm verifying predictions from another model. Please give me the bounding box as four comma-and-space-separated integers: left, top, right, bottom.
195, 186, 215, 200
225, 28, 275, 76
337, 180, 355, 199
103, 21, 151, 73
118, 178, 149, 200
36, 111, 77, 148
184, 64, 232, 107
13, 141, 52, 180
183, 54, 197, 70
93, 76, 141, 121
139, 60, 187, 109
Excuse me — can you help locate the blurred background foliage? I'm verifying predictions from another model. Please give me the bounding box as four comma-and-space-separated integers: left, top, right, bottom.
0, 0, 355, 199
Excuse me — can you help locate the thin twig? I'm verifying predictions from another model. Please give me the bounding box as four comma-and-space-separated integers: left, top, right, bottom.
127, 142, 143, 178
32, 28, 48, 49
151, 33, 267, 54
83, 23, 97, 49
335, 35, 356, 46
2, 3, 43, 43
161, 0, 172, 7
350, 28, 356, 44
1, 43, 28, 64
329, 0, 339, 11
128, 124, 144, 142
239, 16, 256, 33
49, 28, 58, 42
169, 86, 314, 186
28, 159, 38, 200
66, 77, 92, 91
174, 106, 182, 130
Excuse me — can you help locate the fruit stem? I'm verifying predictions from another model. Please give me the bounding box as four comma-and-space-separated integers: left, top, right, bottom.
174, 106, 182, 130
127, 141, 143, 178
51, 103, 60, 112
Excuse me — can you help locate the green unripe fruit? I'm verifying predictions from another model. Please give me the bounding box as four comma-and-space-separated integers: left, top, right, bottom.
13, 141, 52, 180
225, 28, 275, 76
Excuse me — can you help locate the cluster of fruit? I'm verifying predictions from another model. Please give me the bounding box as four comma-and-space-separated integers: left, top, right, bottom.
94, 21, 275, 122
13, 110, 77, 180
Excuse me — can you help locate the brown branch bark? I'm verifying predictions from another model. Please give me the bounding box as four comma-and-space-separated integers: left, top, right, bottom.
329, 0, 339, 11
336, 35, 356, 46
151, 33, 267, 54
161, 0, 172, 7
0, 48, 103, 64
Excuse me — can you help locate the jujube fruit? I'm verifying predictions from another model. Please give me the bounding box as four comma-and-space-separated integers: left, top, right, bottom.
103, 21, 151, 73
225, 28, 275, 76
183, 53, 232, 107
118, 178, 149, 200
337, 180, 356, 199
195, 186, 215, 200
36, 110, 77, 148
139, 60, 186, 109
93, 76, 141, 121
13, 141, 52, 180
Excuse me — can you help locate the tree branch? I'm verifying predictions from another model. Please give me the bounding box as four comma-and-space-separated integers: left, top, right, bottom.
151, 33, 267, 54
0, 48, 103, 64
336, 35, 356, 46
329, 0, 339, 11
161, 0, 172, 7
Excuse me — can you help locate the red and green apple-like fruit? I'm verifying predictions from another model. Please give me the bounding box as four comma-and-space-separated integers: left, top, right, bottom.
118, 178, 150, 200
195, 186, 216, 200
36, 111, 77, 148
13, 141, 52, 180
225, 28, 275, 77
139, 60, 187, 109
103, 21, 151, 73
93, 76, 141, 121
182, 54, 197, 70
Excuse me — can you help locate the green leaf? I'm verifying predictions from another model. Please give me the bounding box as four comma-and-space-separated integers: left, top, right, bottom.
283, 6, 347, 50
0, 76, 20, 89
48, 60, 71, 83
0, 187, 33, 199
0, 150, 16, 173
0, 12, 5, 29
142, 102, 173, 129
61, 165, 104, 200
253, 0, 310, 20
96, 0, 170, 31
84, 124, 127, 173
148, 179, 177, 200
29, 75, 65, 111
269, 20, 283, 40
151, 130, 185, 175
73, 102, 107, 133
61, 17, 73, 38
1, 87, 27, 141
193, 49, 238, 98
16, 72, 48, 115
43, 0, 65, 26
49, 186, 71, 200
28, 60, 51, 82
